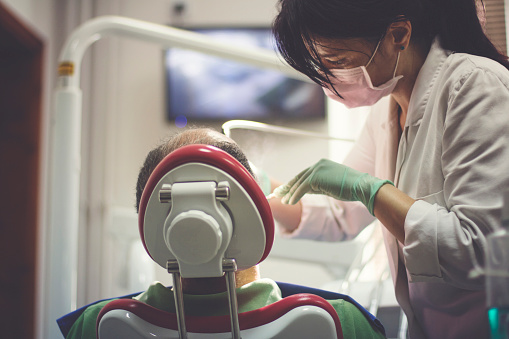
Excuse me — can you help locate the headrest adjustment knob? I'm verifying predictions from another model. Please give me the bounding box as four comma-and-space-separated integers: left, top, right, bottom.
166, 210, 223, 265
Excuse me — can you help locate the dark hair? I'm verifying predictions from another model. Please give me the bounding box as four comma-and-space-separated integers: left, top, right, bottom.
273, 0, 509, 87
135, 128, 253, 213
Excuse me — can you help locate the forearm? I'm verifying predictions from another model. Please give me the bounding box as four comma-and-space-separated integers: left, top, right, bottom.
373, 184, 415, 243
269, 198, 302, 233
268, 178, 302, 233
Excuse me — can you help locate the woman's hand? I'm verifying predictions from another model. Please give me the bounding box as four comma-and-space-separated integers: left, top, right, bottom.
274, 159, 393, 215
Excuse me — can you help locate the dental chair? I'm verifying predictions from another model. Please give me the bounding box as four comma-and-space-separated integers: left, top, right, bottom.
95, 144, 344, 339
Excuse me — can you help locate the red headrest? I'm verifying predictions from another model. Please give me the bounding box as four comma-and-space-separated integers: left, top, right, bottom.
138, 144, 274, 265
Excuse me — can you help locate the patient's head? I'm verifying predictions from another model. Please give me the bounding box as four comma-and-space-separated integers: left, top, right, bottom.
136, 127, 259, 294
136, 128, 253, 212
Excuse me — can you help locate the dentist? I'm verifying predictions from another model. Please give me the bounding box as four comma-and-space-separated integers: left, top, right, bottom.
270, 0, 509, 338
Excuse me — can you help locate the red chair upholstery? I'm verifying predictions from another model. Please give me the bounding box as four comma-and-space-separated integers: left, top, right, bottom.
97, 293, 343, 339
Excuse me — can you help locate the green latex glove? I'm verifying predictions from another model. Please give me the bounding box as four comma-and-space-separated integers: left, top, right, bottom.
274, 159, 393, 215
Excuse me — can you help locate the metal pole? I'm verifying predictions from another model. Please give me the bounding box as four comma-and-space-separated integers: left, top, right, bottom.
223, 259, 241, 339
168, 260, 188, 339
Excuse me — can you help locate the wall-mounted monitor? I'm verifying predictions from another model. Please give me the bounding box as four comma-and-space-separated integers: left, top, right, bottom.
165, 27, 326, 123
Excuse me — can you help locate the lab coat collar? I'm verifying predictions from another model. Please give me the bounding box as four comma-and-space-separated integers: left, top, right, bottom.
405, 37, 452, 127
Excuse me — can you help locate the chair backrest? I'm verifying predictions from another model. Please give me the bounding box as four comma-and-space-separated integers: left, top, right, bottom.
98, 144, 343, 338
97, 293, 343, 339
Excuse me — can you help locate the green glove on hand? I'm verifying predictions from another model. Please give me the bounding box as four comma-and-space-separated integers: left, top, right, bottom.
273, 159, 393, 215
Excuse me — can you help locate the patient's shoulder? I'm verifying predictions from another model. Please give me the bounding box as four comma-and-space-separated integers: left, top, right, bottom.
66, 299, 115, 339
327, 299, 386, 338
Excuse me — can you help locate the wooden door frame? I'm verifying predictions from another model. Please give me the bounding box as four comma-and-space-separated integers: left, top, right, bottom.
0, 3, 43, 338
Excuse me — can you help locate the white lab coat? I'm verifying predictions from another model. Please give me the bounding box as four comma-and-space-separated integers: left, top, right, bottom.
286, 38, 509, 338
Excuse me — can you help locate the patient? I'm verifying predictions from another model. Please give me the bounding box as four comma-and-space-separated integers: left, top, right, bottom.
64, 127, 386, 339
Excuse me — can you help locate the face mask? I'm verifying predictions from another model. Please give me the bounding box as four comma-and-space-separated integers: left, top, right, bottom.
323, 39, 403, 108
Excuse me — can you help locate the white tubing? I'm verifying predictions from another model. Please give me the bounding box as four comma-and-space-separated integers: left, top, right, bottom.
46, 86, 82, 339
222, 120, 355, 142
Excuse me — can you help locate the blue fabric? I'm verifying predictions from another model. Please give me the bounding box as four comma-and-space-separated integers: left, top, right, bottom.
57, 292, 139, 337
57, 281, 385, 337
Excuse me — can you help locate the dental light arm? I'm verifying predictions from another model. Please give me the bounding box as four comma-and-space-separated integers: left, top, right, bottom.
47, 15, 305, 339
57, 16, 310, 86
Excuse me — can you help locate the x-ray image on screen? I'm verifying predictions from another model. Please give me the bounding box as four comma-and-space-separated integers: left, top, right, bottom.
165, 27, 326, 121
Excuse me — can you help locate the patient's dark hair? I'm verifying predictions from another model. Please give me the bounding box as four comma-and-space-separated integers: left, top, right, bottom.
135, 128, 253, 213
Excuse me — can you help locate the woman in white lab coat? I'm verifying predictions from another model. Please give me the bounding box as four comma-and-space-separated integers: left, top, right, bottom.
269, 0, 509, 338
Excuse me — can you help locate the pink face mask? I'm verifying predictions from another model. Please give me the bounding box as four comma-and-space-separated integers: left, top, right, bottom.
323, 40, 403, 108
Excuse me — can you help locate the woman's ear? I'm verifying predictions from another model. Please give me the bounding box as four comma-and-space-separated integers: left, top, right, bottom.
387, 20, 412, 51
